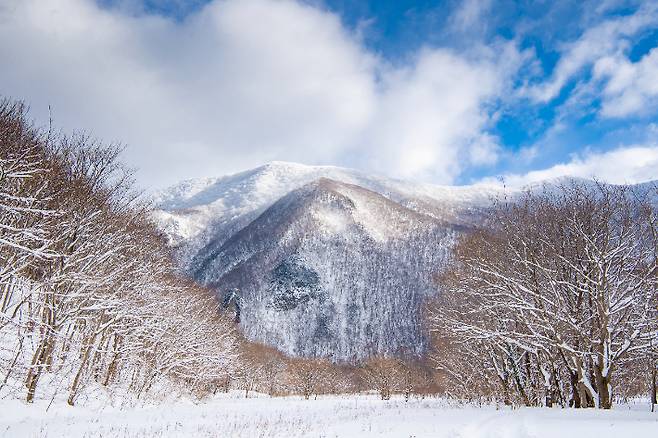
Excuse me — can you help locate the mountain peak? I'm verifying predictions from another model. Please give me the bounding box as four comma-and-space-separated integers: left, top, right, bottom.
185, 172, 456, 360
152, 163, 655, 361
150, 161, 507, 250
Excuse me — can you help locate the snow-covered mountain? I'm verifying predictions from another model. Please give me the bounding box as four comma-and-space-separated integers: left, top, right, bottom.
152, 162, 657, 361
152, 162, 500, 265
150, 162, 504, 361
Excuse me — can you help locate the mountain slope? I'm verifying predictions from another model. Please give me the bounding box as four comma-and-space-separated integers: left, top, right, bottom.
150, 162, 505, 361
152, 163, 657, 362
188, 178, 457, 360
152, 161, 499, 270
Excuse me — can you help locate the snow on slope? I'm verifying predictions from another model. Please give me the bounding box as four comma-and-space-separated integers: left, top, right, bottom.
152, 162, 501, 238
153, 161, 502, 213
152, 163, 657, 248
151, 162, 502, 266
190, 178, 454, 360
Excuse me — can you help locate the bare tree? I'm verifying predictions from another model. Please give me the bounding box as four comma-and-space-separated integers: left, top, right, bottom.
361, 356, 400, 400
286, 358, 330, 400
0, 98, 240, 405
430, 181, 658, 409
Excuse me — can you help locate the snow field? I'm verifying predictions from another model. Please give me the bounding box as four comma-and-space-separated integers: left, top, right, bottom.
1, 393, 656, 438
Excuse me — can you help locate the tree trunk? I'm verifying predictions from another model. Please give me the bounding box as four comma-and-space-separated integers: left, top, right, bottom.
67, 333, 97, 406
651, 360, 656, 413
593, 366, 612, 409
102, 350, 120, 387
25, 331, 53, 403
569, 371, 580, 408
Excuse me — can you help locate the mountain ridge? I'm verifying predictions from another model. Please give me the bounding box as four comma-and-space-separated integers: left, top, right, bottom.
151, 162, 657, 362
184, 176, 456, 360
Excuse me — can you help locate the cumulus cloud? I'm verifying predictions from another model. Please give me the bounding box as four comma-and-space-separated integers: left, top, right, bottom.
594, 47, 658, 117
0, 0, 515, 188
488, 144, 658, 188
524, 2, 658, 104
354, 44, 518, 183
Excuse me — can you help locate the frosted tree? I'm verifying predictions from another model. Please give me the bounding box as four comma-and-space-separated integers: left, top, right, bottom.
431, 181, 658, 409
286, 358, 331, 400
0, 97, 240, 405
361, 356, 401, 400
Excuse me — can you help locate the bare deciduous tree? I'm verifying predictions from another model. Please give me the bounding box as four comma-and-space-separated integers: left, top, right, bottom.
430, 181, 658, 409
0, 98, 240, 405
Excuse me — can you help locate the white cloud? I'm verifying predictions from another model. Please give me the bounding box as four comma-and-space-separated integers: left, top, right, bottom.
0, 0, 515, 188
489, 144, 658, 188
594, 47, 658, 117
355, 44, 517, 183
468, 132, 500, 166
450, 0, 492, 34
524, 2, 658, 103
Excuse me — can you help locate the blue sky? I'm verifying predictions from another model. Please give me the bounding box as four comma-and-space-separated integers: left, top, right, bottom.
1, 0, 657, 188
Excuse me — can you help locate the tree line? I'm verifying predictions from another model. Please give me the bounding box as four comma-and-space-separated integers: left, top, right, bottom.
0, 99, 239, 404
2, 96, 655, 409
231, 342, 439, 400
429, 182, 658, 409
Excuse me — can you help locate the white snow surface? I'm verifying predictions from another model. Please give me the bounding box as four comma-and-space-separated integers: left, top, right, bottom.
150, 161, 504, 245
2, 393, 656, 438
151, 162, 657, 249
152, 161, 503, 212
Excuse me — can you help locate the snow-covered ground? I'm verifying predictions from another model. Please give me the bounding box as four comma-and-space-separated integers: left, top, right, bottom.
2, 393, 656, 438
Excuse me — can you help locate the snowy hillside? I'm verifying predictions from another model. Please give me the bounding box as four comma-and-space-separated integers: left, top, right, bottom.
151, 161, 503, 244
151, 163, 497, 361
152, 161, 500, 268
153, 161, 502, 213
191, 178, 457, 360
151, 162, 656, 362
